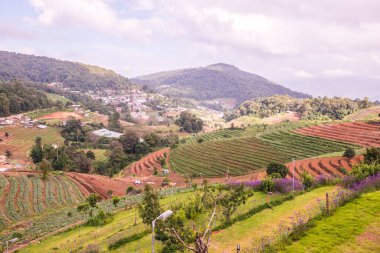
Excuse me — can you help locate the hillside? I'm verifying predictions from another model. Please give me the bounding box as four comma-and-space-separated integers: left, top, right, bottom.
132, 63, 309, 104
0, 51, 130, 91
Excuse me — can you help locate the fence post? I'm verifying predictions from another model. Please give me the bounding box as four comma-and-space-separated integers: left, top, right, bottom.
326, 192, 330, 214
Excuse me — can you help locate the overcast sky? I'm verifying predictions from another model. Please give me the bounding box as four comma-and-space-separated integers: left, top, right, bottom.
1, 0, 379, 100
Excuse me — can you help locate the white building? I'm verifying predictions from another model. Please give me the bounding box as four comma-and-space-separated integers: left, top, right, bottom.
92, 128, 123, 138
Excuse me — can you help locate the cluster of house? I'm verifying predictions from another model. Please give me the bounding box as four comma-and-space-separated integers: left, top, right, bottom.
0, 114, 48, 129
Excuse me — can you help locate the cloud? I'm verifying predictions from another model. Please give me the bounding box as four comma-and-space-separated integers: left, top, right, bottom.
295, 70, 315, 78
322, 69, 354, 77
28, 0, 154, 41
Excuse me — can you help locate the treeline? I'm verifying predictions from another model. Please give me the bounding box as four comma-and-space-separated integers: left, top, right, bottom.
0, 51, 130, 91
52, 119, 179, 176
225, 95, 373, 121
0, 80, 52, 117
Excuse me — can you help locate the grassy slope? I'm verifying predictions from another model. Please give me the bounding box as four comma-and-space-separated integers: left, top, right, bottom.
44, 93, 71, 104
282, 190, 380, 253
0, 125, 63, 160
19, 191, 278, 252
210, 186, 336, 252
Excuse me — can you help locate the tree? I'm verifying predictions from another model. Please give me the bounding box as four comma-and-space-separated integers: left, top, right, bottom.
30, 137, 44, 164
343, 148, 356, 159
108, 112, 122, 132
364, 148, 380, 165
138, 185, 162, 225
38, 159, 52, 180
86, 193, 99, 208
60, 118, 86, 142
107, 141, 128, 175
301, 172, 313, 189
218, 185, 248, 224
119, 130, 140, 154
112, 196, 120, 207
86, 150, 96, 160
175, 111, 203, 133
169, 207, 217, 253
266, 162, 288, 178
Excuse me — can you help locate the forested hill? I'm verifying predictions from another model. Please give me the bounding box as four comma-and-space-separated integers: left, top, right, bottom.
0, 80, 52, 117
132, 63, 310, 104
225, 95, 374, 121
0, 51, 130, 91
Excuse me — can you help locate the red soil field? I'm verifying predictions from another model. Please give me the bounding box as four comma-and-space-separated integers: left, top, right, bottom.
37, 111, 83, 120
295, 122, 380, 147
124, 148, 170, 177
285, 155, 363, 179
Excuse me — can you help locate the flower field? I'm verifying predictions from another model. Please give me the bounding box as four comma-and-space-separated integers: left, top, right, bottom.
170, 129, 357, 177
0, 173, 85, 226
295, 122, 380, 147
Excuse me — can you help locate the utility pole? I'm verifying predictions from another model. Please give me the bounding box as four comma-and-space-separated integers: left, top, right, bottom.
292, 159, 295, 194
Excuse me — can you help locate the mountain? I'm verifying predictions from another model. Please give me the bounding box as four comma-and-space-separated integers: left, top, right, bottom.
0, 51, 130, 91
132, 63, 310, 104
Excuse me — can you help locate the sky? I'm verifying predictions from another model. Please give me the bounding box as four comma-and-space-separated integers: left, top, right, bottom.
0, 0, 379, 100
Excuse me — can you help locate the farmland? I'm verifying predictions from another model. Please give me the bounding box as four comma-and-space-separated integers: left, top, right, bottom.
186, 128, 244, 144
0, 173, 85, 225
345, 106, 380, 121
0, 125, 63, 160
124, 148, 169, 177
295, 122, 380, 147
281, 190, 380, 253
170, 127, 358, 177
285, 155, 363, 179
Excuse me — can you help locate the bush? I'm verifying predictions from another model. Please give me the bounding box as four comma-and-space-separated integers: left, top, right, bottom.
343, 148, 356, 159
126, 186, 134, 195
351, 164, 380, 180
260, 177, 275, 192
162, 177, 170, 187
86, 209, 112, 226
300, 172, 313, 190
338, 167, 348, 175
270, 173, 282, 179
266, 163, 288, 178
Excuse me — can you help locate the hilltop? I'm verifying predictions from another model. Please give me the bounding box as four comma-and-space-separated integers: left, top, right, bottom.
132, 63, 310, 104
0, 51, 130, 91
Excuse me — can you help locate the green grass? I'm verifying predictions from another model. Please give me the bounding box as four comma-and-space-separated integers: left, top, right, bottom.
281, 190, 380, 253
0, 125, 63, 160
18, 190, 196, 253
187, 128, 245, 144
45, 92, 71, 104
210, 186, 336, 252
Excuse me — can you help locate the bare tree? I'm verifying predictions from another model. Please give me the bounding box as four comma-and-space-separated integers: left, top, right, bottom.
170, 206, 216, 253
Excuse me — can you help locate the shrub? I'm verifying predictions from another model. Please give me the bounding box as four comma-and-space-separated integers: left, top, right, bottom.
351, 164, 380, 180
87, 209, 112, 226
338, 167, 348, 175
266, 163, 288, 178
364, 148, 380, 165
260, 177, 275, 193
343, 148, 356, 159
126, 186, 134, 195
270, 173, 282, 179
162, 177, 170, 187
300, 172, 313, 190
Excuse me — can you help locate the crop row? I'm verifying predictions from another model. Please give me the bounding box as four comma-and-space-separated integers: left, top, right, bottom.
171, 128, 358, 177
0, 174, 85, 224
187, 128, 244, 144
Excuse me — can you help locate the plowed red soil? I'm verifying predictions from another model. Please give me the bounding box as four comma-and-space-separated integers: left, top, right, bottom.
285, 155, 363, 179
295, 122, 380, 147
124, 148, 170, 177
37, 112, 83, 120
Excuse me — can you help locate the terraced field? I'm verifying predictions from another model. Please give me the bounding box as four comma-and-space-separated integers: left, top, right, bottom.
170, 128, 357, 177
0, 173, 85, 226
124, 148, 170, 176
0, 125, 63, 160
346, 106, 380, 121
295, 122, 380, 147
187, 128, 245, 144
286, 155, 363, 179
